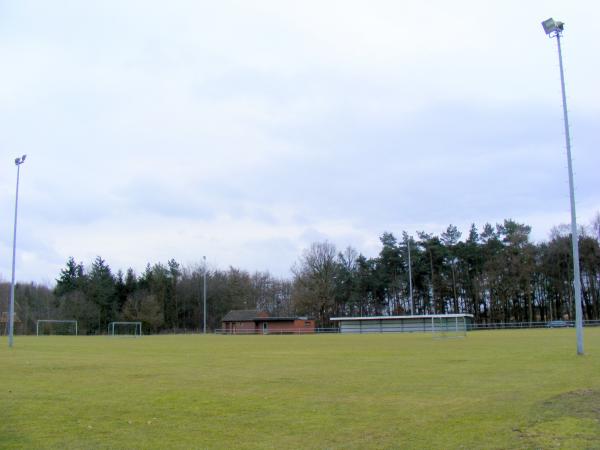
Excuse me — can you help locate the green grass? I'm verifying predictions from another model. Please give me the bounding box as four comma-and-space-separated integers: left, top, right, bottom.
1, 329, 600, 449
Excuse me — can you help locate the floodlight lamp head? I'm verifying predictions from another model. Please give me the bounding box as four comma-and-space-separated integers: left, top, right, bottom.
21, 154, 26, 162
14, 157, 20, 165
542, 18, 564, 35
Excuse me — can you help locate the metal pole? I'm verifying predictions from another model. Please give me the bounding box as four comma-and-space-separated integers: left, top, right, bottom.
407, 237, 414, 315
8, 160, 24, 348
203, 255, 207, 334
554, 30, 584, 355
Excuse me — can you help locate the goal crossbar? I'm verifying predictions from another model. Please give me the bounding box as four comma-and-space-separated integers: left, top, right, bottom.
108, 321, 142, 337
431, 315, 467, 339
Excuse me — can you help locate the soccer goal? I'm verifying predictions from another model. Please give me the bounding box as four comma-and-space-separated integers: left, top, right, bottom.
36, 320, 78, 336
108, 321, 142, 337
431, 315, 467, 339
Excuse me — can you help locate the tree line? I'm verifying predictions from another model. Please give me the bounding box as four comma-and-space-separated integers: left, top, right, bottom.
2, 216, 599, 334
1, 258, 293, 335
293, 218, 600, 326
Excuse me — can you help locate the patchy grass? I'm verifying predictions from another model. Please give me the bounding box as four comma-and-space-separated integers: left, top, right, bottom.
1, 329, 599, 449
517, 389, 600, 448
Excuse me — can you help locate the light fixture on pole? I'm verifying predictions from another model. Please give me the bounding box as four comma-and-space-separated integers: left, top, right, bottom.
203, 255, 207, 334
8, 155, 26, 348
542, 18, 584, 355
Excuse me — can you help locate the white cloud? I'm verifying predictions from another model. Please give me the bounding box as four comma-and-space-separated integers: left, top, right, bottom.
0, 0, 598, 283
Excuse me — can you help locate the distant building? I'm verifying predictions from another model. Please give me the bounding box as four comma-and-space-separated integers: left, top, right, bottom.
0, 311, 22, 335
221, 310, 269, 334
330, 314, 473, 334
220, 310, 316, 334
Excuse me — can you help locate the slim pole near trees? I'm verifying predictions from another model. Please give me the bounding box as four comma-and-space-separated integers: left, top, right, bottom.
407, 237, 414, 315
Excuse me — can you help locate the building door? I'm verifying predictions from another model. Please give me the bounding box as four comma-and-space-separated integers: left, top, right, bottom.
262, 322, 268, 334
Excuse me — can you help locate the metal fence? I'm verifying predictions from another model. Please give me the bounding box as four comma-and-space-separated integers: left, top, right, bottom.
9, 321, 600, 336
214, 328, 339, 335
215, 321, 600, 335
469, 320, 600, 330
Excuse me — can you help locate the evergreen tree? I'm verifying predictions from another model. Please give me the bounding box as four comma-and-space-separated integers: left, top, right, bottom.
86, 256, 117, 331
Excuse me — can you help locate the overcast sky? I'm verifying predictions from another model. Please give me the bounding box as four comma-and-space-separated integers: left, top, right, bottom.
1, 1, 598, 284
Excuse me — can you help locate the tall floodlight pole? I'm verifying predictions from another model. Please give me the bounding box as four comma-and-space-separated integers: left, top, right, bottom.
407, 237, 414, 315
542, 18, 584, 355
203, 255, 207, 334
8, 155, 26, 348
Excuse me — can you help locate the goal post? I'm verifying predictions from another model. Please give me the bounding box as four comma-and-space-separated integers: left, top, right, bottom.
431, 315, 467, 339
36, 320, 78, 336
108, 321, 142, 337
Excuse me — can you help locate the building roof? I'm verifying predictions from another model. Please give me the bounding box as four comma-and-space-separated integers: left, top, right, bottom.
221, 310, 312, 322
330, 314, 474, 322
256, 317, 311, 322
221, 310, 264, 322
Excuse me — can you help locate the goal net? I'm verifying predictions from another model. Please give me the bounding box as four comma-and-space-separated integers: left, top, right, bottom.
36, 320, 78, 336
431, 315, 467, 339
108, 321, 142, 337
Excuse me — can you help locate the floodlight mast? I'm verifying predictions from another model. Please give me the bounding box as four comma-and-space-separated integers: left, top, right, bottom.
542, 18, 584, 355
8, 155, 26, 348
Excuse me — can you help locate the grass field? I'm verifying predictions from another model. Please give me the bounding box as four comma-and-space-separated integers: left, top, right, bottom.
1, 329, 600, 449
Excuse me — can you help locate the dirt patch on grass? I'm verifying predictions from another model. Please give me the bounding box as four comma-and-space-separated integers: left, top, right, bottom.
517, 389, 600, 449
542, 389, 600, 420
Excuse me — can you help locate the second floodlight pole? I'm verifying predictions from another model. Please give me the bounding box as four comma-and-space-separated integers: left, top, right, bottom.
8, 155, 26, 348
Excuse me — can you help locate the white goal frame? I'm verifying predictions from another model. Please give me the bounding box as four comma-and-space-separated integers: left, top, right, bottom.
431, 315, 467, 339
108, 321, 142, 337
36, 320, 78, 336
